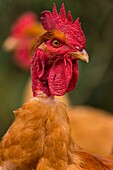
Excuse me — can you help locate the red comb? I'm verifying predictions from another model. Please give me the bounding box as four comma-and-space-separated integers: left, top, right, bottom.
41, 4, 86, 49
11, 12, 37, 37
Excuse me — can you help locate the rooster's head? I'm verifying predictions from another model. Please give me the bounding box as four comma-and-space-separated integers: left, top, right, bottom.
31, 4, 89, 97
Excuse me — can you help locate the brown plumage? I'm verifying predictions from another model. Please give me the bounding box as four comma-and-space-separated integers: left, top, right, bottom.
69, 106, 113, 156
0, 98, 113, 170
23, 80, 113, 156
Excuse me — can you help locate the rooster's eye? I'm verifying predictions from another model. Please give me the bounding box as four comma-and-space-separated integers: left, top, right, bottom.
51, 39, 61, 48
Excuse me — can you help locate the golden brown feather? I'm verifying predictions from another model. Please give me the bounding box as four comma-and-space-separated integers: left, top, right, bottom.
23, 82, 113, 156
0, 98, 76, 170
0, 98, 113, 170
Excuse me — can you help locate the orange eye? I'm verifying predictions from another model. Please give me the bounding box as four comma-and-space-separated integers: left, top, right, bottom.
51, 39, 61, 47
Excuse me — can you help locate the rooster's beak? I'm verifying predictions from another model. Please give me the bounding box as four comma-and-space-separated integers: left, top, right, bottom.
70, 49, 89, 63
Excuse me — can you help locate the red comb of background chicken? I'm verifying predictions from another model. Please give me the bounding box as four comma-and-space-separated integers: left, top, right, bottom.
41, 3, 86, 49
3, 12, 45, 69
11, 12, 37, 38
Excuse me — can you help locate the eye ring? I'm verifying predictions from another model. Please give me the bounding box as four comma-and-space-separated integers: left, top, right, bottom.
51, 39, 61, 48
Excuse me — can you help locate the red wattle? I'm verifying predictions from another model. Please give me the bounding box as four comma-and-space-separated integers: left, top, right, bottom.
48, 56, 73, 96
31, 49, 78, 97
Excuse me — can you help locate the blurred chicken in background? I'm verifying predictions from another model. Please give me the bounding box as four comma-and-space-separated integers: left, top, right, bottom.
69, 105, 113, 156
3, 11, 113, 157
3, 12, 45, 69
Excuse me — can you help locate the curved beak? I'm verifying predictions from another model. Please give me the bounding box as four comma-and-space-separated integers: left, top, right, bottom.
70, 49, 89, 63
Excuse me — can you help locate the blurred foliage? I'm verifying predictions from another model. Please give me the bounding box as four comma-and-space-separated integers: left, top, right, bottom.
71, 0, 113, 110
0, 0, 113, 138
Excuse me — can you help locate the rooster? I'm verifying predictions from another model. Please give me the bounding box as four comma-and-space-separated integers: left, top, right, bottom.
7, 12, 113, 156
0, 4, 113, 170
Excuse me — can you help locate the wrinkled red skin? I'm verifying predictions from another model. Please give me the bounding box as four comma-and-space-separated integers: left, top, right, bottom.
31, 4, 86, 97
31, 48, 78, 97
